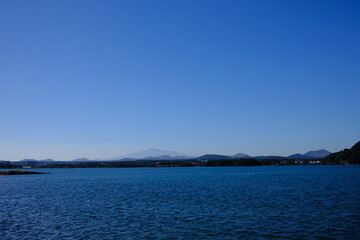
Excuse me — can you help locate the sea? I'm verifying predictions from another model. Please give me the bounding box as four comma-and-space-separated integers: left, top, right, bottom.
1, 165, 359, 239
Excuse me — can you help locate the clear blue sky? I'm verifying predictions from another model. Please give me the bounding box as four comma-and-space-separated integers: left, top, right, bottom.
1, 0, 359, 161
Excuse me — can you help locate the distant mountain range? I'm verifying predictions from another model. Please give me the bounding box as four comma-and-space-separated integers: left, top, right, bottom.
0, 148, 332, 164
287, 149, 331, 159
102, 148, 331, 161
195, 150, 331, 160
4, 141, 360, 168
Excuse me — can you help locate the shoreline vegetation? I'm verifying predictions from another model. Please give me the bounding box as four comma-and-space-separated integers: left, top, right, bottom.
1, 141, 359, 169
38, 158, 322, 168
0, 158, 357, 169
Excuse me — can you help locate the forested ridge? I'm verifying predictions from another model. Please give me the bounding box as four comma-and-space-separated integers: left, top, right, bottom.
322, 141, 360, 165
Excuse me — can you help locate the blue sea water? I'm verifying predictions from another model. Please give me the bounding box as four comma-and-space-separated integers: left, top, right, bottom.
1, 166, 359, 240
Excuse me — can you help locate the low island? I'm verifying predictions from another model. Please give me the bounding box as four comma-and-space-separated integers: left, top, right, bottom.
0, 170, 47, 176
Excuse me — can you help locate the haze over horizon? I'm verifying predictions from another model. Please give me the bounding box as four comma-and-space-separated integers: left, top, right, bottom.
1, 0, 360, 161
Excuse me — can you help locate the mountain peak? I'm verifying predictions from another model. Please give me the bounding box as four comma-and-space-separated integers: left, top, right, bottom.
304, 149, 331, 158
232, 153, 251, 159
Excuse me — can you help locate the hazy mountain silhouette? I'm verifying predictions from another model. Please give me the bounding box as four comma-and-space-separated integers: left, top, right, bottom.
304, 149, 331, 158
106, 148, 193, 161
231, 153, 251, 159
72, 158, 93, 162
286, 150, 331, 159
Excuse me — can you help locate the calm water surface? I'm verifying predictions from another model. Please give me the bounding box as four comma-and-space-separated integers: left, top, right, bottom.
1, 166, 359, 239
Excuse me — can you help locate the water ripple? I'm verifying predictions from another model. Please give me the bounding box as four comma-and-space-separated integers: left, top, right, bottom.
0, 166, 359, 239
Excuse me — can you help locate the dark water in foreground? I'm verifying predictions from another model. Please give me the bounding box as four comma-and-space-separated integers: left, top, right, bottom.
1, 166, 359, 240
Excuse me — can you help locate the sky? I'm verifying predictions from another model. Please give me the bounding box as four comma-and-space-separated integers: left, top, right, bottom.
1, 0, 360, 161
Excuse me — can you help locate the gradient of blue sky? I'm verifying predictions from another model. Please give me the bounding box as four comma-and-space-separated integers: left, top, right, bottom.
1, 0, 359, 160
